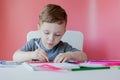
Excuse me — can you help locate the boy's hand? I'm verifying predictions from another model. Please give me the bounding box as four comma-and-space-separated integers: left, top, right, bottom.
34, 48, 49, 62
53, 53, 72, 63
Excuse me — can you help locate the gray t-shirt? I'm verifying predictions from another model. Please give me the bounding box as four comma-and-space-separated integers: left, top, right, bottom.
20, 38, 80, 61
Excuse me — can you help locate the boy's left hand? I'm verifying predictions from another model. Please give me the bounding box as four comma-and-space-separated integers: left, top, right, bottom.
53, 53, 71, 63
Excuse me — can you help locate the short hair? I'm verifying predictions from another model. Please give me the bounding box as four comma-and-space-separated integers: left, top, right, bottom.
39, 4, 67, 25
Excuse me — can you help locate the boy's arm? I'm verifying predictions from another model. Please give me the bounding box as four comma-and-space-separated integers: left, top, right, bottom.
13, 50, 38, 63
54, 51, 87, 63
67, 51, 87, 62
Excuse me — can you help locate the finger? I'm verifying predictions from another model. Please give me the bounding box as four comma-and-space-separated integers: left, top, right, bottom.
61, 58, 67, 63
54, 54, 64, 63
36, 53, 46, 62
40, 57, 46, 62
37, 49, 49, 62
40, 53, 49, 62
53, 54, 61, 63
56, 57, 64, 63
37, 52, 49, 62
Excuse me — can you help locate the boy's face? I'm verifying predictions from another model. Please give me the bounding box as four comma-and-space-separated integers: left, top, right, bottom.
39, 22, 66, 49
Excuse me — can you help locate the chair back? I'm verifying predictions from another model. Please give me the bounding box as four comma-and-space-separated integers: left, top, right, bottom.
27, 30, 83, 50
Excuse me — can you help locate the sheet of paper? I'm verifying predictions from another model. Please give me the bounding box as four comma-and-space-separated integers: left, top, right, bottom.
23, 62, 79, 71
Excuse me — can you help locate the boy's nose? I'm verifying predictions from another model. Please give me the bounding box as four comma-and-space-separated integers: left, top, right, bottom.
48, 35, 54, 42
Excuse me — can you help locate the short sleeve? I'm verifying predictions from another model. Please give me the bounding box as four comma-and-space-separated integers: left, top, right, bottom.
20, 39, 37, 51
58, 41, 80, 52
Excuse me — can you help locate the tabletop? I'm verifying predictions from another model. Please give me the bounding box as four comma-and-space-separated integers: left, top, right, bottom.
0, 64, 120, 80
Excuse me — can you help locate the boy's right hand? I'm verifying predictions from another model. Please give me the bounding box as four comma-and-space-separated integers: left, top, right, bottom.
33, 48, 49, 63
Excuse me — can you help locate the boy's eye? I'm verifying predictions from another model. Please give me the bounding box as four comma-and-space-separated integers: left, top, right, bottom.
55, 34, 61, 36
44, 32, 49, 35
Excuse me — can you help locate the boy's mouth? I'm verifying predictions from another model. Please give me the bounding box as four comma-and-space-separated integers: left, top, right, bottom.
48, 43, 53, 46
47, 42, 53, 47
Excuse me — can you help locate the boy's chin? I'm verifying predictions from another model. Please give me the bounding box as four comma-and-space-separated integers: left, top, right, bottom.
45, 46, 53, 50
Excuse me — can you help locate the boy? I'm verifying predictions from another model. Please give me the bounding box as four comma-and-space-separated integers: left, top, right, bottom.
13, 4, 87, 63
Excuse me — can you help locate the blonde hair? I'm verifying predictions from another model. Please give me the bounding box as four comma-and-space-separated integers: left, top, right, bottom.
39, 4, 67, 25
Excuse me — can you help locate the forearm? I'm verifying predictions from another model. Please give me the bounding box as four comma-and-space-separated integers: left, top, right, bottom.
68, 51, 87, 62
13, 50, 37, 63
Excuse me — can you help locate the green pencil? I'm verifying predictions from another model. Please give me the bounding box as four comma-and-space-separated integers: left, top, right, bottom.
118, 66, 120, 70
71, 66, 110, 71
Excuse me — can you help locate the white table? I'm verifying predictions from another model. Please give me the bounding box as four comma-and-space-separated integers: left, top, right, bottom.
0, 64, 120, 80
